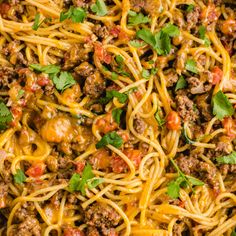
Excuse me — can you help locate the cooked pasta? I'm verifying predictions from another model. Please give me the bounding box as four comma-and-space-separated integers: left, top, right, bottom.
0, 0, 236, 235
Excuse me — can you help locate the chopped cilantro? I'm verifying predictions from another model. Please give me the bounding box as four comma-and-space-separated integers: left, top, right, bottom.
112, 108, 123, 124
128, 11, 150, 26
91, 0, 108, 16
14, 169, 26, 184
185, 59, 198, 74
60, 6, 86, 23
0, 102, 13, 130
175, 76, 187, 91
96, 131, 123, 149
216, 151, 236, 164
212, 90, 234, 120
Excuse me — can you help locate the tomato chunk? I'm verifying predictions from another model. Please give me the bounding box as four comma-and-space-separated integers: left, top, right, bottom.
96, 113, 118, 134
166, 111, 181, 131
211, 66, 223, 85
26, 162, 46, 178
111, 149, 142, 173
221, 19, 236, 35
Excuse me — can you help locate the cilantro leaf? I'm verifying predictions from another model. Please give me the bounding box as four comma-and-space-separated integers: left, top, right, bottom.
0, 101, 13, 130
141, 69, 150, 79
212, 90, 234, 120
186, 4, 194, 12
167, 176, 183, 199
68, 164, 101, 195
87, 178, 104, 189
112, 108, 123, 125
99, 90, 128, 104
52, 71, 76, 91
111, 72, 119, 80
91, 0, 108, 16
17, 89, 25, 100
155, 111, 165, 127
231, 229, 236, 236
136, 29, 156, 49
136, 24, 179, 55
29, 64, 61, 74
14, 169, 26, 184
161, 23, 180, 37
129, 40, 146, 48
128, 11, 150, 26
185, 59, 198, 74
175, 76, 187, 91
199, 26, 210, 46
124, 87, 138, 95
69, 173, 81, 192
167, 159, 204, 199
96, 131, 123, 149
115, 55, 124, 65
216, 151, 236, 164
60, 6, 86, 23
32, 13, 41, 31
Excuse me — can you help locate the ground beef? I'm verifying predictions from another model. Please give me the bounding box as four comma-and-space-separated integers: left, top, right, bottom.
83, 71, 106, 98
14, 217, 41, 236
176, 155, 219, 191
0, 67, 17, 88
0, 183, 8, 208
63, 44, 89, 70
63, 227, 85, 236
46, 155, 58, 172
196, 94, 213, 121
85, 203, 121, 235
74, 62, 94, 77
58, 155, 73, 169
186, 6, 201, 30
130, 0, 145, 12
165, 70, 178, 87
93, 25, 109, 39
72, 0, 95, 8
176, 95, 199, 122
133, 117, 146, 134
14, 202, 36, 222
219, 164, 236, 176
87, 227, 100, 236
187, 77, 211, 94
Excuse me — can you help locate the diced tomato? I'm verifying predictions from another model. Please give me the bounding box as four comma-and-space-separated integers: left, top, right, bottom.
89, 149, 110, 170
211, 66, 223, 85
201, 4, 219, 23
94, 42, 112, 64
222, 117, 236, 138
118, 30, 130, 42
96, 113, 118, 134
111, 149, 142, 173
0, 3, 10, 16
37, 75, 50, 86
75, 161, 85, 174
26, 162, 46, 178
166, 111, 181, 131
63, 227, 85, 236
110, 26, 121, 37
221, 19, 236, 35
10, 105, 22, 127
134, 90, 142, 101
117, 130, 129, 143
123, 149, 142, 169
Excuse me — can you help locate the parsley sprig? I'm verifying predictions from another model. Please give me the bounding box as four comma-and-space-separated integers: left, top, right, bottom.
128, 11, 150, 26
96, 131, 123, 149
216, 151, 236, 164
167, 159, 204, 199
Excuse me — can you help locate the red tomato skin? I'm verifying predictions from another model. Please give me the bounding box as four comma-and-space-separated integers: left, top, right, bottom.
211, 66, 223, 85
166, 111, 181, 131
26, 163, 46, 178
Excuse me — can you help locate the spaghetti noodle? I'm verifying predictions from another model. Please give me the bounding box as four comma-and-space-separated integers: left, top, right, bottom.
0, 0, 236, 235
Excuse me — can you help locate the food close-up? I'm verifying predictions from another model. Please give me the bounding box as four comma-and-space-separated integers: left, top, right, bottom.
0, 0, 236, 235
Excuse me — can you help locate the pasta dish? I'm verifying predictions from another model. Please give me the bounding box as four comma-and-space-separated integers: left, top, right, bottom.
0, 0, 236, 235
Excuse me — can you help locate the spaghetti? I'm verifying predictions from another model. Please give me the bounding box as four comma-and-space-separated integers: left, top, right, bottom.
0, 0, 236, 235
